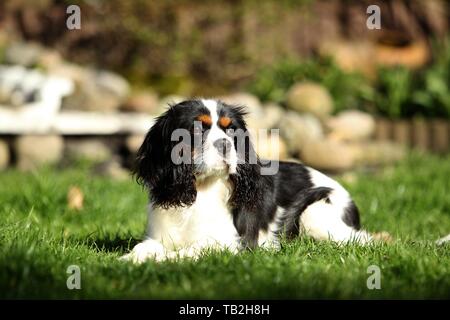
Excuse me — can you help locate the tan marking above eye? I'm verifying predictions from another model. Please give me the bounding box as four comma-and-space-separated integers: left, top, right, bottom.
197, 114, 212, 126
219, 116, 232, 128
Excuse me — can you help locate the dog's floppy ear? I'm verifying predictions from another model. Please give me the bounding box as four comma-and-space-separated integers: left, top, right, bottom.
229, 145, 264, 211
133, 110, 197, 208
228, 106, 264, 211
229, 128, 266, 249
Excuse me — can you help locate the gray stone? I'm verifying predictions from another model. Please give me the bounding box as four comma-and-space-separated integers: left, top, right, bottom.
62, 69, 130, 112
65, 139, 112, 163
279, 111, 324, 155
37, 50, 64, 71
126, 135, 146, 154
263, 103, 284, 129
0, 139, 10, 170
255, 134, 288, 160
286, 82, 334, 118
49, 63, 87, 82
350, 141, 406, 166
300, 138, 355, 171
95, 70, 130, 100
157, 95, 187, 115
326, 110, 375, 141
4, 42, 44, 67
221, 93, 270, 131
93, 160, 130, 181
122, 91, 159, 114
15, 135, 64, 170
220, 92, 263, 117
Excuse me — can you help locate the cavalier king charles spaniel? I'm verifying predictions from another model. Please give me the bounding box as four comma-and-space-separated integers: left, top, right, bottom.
122, 99, 374, 263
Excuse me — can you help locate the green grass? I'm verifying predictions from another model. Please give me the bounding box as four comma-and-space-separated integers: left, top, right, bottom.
0, 153, 449, 299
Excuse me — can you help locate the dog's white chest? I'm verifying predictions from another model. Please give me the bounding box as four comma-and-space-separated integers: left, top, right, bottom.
147, 179, 239, 250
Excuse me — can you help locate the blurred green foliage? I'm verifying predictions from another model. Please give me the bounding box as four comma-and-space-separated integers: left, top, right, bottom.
373, 39, 449, 118
248, 57, 373, 114
248, 39, 450, 118
411, 40, 450, 117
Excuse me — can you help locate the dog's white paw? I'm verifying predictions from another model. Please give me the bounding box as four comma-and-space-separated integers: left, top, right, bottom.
120, 239, 167, 263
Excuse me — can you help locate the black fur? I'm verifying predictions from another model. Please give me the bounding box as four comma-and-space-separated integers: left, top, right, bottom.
134, 101, 209, 208
342, 200, 361, 230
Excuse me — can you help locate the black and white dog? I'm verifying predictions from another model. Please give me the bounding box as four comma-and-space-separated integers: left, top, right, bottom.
122, 99, 374, 263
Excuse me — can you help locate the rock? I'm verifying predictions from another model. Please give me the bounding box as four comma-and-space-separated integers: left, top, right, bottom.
65, 139, 112, 163
15, 135, 64, 170
286, 82, 334, 119
126, 135, 146, 154
350, 141, 406, 166
157, 95, 187, 115
326, 110, 376, 142
255, 134, 288, 160
95, 70, 130, 99
122, 91, 159, 114
62, 69, 130, 112
93, 160, 130, 180
300, 139, 355, 172
279, 111, 324, 155
220, 93, 264, 130
220, 92, 263, 117
0, 139, 10, 170
37, 50, 64, 70
4, 42, 44, 67
263, 103, 284, 129
49, 63, 87, 82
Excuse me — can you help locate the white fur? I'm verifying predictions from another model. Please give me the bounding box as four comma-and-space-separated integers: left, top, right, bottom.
200, 99, 238, 175
258, 207, 283, 249
299, 168, 372, 243
123, 177, 239, 263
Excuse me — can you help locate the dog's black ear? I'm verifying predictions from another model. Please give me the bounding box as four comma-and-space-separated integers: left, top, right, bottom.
229, 142, 267, 249
229, 136, 264, 211
133, 110, 196, 208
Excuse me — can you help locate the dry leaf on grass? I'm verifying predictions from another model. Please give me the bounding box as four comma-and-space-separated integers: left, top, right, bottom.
67, 186, 84, 211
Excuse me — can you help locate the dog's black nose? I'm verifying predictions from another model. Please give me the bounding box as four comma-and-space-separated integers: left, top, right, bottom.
213, 138, 232, 156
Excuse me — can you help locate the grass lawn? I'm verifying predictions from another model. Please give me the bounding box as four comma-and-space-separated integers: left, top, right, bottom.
0, 153, 449, 299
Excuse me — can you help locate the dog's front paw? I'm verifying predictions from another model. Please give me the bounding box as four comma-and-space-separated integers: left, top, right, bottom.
120, 239, 167, 263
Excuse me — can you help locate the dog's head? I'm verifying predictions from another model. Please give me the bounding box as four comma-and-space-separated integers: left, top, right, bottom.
134, 99, 262, 209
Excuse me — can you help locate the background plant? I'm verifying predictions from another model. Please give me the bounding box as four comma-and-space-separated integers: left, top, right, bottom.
248, 38, 450, 119
247, 57, 373, 114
